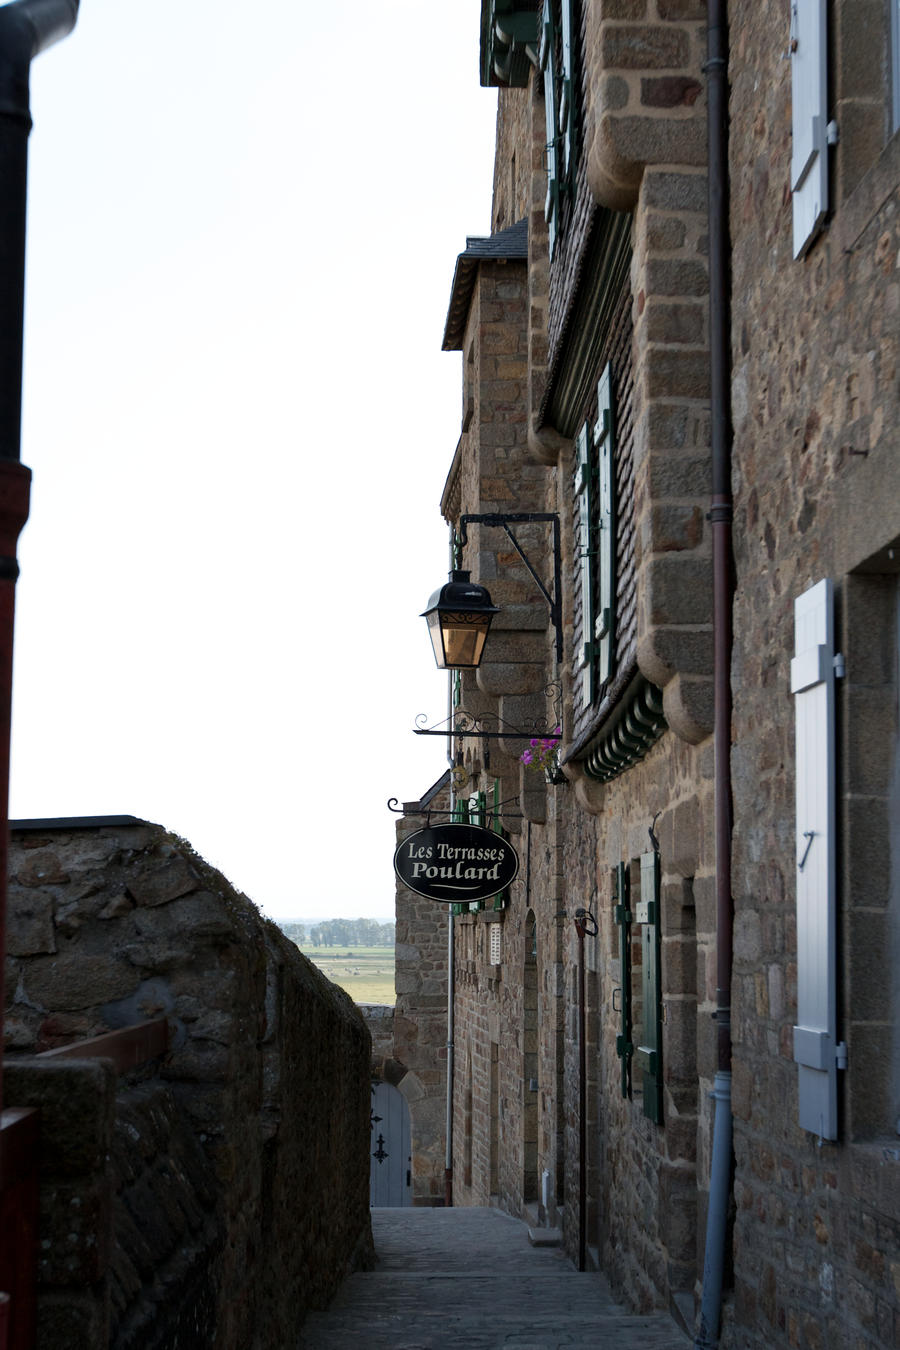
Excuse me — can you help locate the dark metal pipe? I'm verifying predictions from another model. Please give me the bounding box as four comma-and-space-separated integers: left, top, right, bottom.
576, 916, 586, 1271
0, 0, 79, 1126
0, 0, 79, 465
706, 0, 733, 1040
573, 907, 596, 1273
696, 0, 733, 1344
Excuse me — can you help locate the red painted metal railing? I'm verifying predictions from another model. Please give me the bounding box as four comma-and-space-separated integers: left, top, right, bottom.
0, 1018, 168, 1349
37, 1017, 169, 1072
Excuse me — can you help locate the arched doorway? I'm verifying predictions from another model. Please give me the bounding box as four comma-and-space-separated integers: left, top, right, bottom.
370, 1080, 412, 1207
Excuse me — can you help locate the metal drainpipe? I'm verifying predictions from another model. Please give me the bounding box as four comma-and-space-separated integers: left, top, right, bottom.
695, 0, 734, 1346
444, 894, 455, 1207
444, 534, 456, 1208
575, 912, 587, 1272
0, 0, 79, 1119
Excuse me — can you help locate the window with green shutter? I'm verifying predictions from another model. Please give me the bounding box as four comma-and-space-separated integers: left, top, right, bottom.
451, 793, 468, 915
490, 778, 508, 911
575, 421, 594, 706
575, 362, 617, 708
614, 862, 633, 1098
467, 791, 487, 911
594, 363, 616, 690
540, 0, 559, 255
540, 0, 577, 257
614, 853, 663, 1123
635, 850, 663, 1124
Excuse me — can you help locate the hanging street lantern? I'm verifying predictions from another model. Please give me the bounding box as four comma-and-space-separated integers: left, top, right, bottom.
421, 570, 499, 670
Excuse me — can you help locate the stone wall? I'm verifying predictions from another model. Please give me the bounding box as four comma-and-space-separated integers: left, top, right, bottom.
725, 2, 900, 1343
3, 818, 373, 1348
391, 777, 451, 1206
410, 2, 900, 1345
431, 41, 717, 1321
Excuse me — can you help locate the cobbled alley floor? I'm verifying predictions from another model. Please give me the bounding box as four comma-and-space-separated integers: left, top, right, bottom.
300, 1207, 690, 1348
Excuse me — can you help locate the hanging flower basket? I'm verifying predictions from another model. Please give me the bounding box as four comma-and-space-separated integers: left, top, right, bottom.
520, 728, 565, 784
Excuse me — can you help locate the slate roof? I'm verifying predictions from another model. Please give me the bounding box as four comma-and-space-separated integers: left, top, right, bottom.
442, 217, 528, 351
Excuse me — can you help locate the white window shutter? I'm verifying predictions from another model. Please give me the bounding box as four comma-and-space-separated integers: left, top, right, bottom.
791, 0, 829, 258
790, 578, 841, 1140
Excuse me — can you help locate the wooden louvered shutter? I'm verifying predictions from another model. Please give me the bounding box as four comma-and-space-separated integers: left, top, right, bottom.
791, 0, 828, 258
575, 421, 594, 705
491, 778, 507, 911
594, 363, 616, 690
636, 850, 663, 1124
451, 793, 467, 915
614, 862, 633, 1098
559, 0, 575, 184
540, 0, 559, 254
468, 791, 486, 911
790, 578, 844, 1140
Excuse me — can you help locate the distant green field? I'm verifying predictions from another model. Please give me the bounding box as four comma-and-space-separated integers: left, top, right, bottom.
299, 945, 395, 1005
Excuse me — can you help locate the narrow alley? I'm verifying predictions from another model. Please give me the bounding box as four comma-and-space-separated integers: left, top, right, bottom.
300, 1208, 690, 1349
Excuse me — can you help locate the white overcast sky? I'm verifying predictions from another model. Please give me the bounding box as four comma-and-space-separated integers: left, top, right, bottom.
9, 0, 498, 922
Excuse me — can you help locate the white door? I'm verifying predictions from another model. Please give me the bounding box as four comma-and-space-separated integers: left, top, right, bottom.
370, 1081, 412, 1207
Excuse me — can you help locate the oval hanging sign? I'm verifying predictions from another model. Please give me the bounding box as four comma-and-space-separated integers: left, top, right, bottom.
393, 823, 519, 903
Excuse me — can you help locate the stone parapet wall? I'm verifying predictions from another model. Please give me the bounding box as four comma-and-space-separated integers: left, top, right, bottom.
3, 820, 373, 1348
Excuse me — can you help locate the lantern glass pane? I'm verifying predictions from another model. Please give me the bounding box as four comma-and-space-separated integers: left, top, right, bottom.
441, 612, 491, 668
426, 611, 448, 669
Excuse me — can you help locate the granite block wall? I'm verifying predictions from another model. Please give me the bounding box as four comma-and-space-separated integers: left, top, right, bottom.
3, 819, 373, 1348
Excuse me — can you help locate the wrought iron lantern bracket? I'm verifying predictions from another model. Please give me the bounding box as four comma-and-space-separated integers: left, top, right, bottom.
457, 512, 563, 666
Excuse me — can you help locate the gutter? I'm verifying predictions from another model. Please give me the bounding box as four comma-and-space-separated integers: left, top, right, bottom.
695, 0, 734, 1345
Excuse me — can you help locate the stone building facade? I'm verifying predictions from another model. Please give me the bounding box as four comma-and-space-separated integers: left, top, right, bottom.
389, 774, 453, 1205
402, 3, 900, 1347
2, 818, 373, 1348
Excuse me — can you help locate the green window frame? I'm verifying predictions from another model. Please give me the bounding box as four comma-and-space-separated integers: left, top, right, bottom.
540, 0, 577, 256
614, 852, 663, 1123
594, 363, 616, 691
614, 861, 633, 1098
451, 784, 509, 916
635, 850, 663, 1124
575, 421, 594, 706
467, 790, 486, 911
575, 361, 617, 707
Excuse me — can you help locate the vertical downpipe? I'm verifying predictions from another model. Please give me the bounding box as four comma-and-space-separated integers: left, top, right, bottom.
444, 536, 456, 1208
445, 897, 455, 1207
575, 913, 587, 1271
695, 0, 734, 1345
0, 0, 79, 1125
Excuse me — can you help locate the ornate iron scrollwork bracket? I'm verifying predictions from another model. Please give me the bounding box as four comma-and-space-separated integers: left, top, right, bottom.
412, 681, 562, 742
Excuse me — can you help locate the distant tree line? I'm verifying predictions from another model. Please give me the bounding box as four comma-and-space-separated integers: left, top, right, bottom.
280, 918, 395, 948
